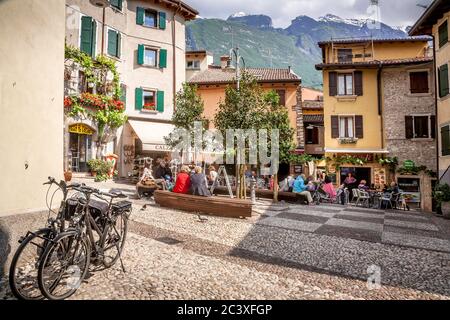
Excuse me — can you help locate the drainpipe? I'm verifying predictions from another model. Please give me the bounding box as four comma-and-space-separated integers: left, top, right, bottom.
377, 62, 384, 150
101, 8, 106, 55
432, 35, 440, 182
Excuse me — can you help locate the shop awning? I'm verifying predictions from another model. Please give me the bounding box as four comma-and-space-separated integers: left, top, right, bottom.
128, 120, 174, 152
325, 148, 389, 154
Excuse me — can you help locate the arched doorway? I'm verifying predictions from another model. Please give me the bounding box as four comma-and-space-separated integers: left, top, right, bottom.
68, 123, 95, 172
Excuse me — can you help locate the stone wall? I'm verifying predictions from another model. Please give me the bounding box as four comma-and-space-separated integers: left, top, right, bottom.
382, 65, 437, 171
295, 86, 305, 149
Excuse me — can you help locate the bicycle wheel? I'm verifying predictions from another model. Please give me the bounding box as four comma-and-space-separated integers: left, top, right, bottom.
8, 229, 52, 300
38, 232, 90, 300
101, 213, 128, 268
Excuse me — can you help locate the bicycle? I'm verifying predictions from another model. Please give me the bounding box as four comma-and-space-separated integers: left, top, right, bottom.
37, 185, 132, 300
8, 177, 81, 300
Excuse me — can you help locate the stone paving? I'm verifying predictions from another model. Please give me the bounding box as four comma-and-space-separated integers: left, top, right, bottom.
1, 178, 450, 300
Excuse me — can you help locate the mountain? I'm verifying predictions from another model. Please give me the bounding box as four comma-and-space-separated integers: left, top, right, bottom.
186, 13, 408, 89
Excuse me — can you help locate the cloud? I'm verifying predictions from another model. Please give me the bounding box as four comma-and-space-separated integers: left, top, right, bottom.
184, 0, 433, 28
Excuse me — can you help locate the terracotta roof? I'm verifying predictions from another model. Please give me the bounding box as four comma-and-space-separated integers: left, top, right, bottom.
151, 0, 198, 20
318, 36, 432, 47
315, 57, 433, 70
188, 68, 301, 85
303, 115, 324, 123
186, 49, 213, 55
409, 0, 450, 36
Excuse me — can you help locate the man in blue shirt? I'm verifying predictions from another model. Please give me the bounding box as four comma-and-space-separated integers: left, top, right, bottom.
293, 174, 314, 205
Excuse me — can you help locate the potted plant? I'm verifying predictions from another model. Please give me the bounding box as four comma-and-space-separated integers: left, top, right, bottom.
87, 159, 102, 177
433, 183, 450, 219
64, 169, 73, 182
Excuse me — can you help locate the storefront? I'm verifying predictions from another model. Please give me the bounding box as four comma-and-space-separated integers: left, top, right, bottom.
67, 123, 96, 172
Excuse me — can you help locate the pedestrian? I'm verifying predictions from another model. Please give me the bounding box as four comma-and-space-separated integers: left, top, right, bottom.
190, 166, 211, 197
293, 174, 314, 205
208, 166, 218, 186
173, 165, 191, 194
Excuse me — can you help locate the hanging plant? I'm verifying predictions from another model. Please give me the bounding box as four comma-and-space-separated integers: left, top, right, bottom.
378, 156, 399, 173
330, 155, 367, 171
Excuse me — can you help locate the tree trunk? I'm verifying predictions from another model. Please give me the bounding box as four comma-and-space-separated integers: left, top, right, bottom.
96, 141, 104, 159
236, 164, 246, 199
273, 173, 279, 203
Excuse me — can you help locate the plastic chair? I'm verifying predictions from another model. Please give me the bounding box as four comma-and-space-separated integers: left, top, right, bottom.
351, 188, 359, 206
357, 189, 371, 208
380, 193, 394, 210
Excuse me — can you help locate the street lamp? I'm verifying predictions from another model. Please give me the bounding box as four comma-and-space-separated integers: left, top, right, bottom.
229, 47, 246, 90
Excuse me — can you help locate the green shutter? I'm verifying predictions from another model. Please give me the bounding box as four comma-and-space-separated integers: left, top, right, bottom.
136, 7, 145, 25
80, 16, 94, 56
159, 49, 167, 68
135, 88, 143, 110
439, 21, 448, 48
159, 12, 166, 30
157, 91, 164, 112
442, 126, 450, 156
117, 32, 121, 58
107, 29, 116, 57
137, 44, 145, 65
110, 0, 122, 10
120, 84, 127, 105
439, 64, 449, 98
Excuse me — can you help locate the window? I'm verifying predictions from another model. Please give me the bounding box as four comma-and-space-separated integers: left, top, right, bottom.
144, 9, 157, 28
439, 64, 449, 98
306, 126, 319, 144
110, 0, 122, 11
339, 116, 354, 138
405, 115, 435, 139
78, 71, 93, 94
187, 60, 201, 69
107, 29, 121, 58
143, 90, 156, 110
80, 16, 96, 57
338, 73, 353, 96
135, 88, 165, 112
338, 49, 353, 63
276, 90, 286, 106
409, 71, 429, 94
439, 20, 448, 48
144, 48, 157, 67
442, 125, 450, 156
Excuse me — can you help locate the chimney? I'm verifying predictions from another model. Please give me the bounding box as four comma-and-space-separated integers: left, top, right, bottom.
220, 55, 231, 69
288, 66, 292, 73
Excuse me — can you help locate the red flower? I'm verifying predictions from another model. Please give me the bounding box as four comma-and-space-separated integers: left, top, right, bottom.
64, 97, 73, 108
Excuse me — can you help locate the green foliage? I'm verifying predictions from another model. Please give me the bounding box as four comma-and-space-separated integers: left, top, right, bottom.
378, 157, 399, 173
87, 159, 103, 172
88, 159, 113, 182
397, 164, 433, 176
434, 184, 450, 204
328, 155, 367, 171
290, 153, 315, 165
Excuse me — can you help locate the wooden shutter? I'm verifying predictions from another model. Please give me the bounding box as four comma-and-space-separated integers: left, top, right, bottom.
80, 16, 94, 56
159, 49, 167, 68
136, 7, 145, 25
431, 116, 436, 139
312, 127, 319, 144
331, 116, 339, 138
354, 71, 363, 96
157, 91, 165, 112
329, 72, 337, 96
355, 116, 363, 138
439, 20, 448, 48
137, 44, 144, 65
442, 126, 450, 156
276, 90, 286, 106
410, 72, 429, 93
405, 116, 414, 139
439, 64, 449, 98
135, 88, 143, 110
159, 12, 166, 30
107, 29, 118, 57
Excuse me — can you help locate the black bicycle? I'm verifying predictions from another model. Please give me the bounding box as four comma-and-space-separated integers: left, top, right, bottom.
8, 177, 81, 300
37, 185, 132, 300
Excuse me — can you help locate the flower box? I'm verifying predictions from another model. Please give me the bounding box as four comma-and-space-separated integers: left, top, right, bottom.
143, 103, 156, 111
338, 138, 358, 145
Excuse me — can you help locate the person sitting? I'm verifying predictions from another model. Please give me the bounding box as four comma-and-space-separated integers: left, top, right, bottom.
208, 166, 218, 186
358, 180, 369, 191
389, 181, 400, 194
322, 176, 337, 201
279, 176, 293, 192
306, 176, 316, 192
293, 174, 314, 205
173, 165, 191, 194
190, 166, 211, 197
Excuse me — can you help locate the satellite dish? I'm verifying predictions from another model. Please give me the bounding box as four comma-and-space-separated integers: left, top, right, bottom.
89, 0, 110, 8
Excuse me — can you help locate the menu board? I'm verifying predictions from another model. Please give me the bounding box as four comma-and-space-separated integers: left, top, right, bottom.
373, 168, 386, 187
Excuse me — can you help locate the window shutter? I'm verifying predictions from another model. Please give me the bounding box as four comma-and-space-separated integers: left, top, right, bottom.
157, 91, 165, 112
117, 32, 121, 58
136, 7, 145, 25
439, 20, 448, 48
331, 116, 339, 138
159, 49, 167, 68
80, 16, 94, 56
439, 64, 449, 98
405, 116, 414, 139
120, 84, 127, 104
312, 127, 319, 144
355, 116, 363, 139
137, 44, 145, 65
431, 116, 436, 139
159, 12, 167, 30
135, 87, 143, 110
442, 126, 450, 156
107, 29, 117, 57
354, 71, 363, 96
110, 0, 122, 10
329, 72, 337, 96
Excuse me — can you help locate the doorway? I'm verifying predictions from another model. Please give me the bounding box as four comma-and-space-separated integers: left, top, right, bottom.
69, 132, 93, 172
341, 167, 372, 186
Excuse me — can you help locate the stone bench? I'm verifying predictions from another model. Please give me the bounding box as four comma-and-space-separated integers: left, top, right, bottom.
153, 190, 252, 218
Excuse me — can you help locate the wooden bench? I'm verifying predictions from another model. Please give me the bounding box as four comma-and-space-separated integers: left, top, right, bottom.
212, 186, 308, 203
154, 190, 252, 218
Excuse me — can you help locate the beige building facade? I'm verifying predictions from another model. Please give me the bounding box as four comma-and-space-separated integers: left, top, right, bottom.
0, 0, 65, 216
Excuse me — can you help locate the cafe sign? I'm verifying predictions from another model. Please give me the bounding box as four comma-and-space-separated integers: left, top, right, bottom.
403, 160, 415, 170
69, 123, 94, 135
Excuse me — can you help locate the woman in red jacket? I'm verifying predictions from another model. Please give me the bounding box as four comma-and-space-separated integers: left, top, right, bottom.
173, 165, 191, 194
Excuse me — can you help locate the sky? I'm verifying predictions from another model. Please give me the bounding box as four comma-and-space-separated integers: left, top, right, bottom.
183, 0, 433, 29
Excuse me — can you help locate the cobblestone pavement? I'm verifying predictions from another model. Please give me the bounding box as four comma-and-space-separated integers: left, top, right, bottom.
1, 178, 450, 300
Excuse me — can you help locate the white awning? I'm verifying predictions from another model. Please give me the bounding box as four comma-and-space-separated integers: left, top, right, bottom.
325, 148, 389, 154
128, 120, 174, 152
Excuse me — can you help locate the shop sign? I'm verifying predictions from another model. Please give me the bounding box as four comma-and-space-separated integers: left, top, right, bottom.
69, 123, 94, 135
403, 160, 415, 170
294, 165, 303, 174
144, 144, 172, 152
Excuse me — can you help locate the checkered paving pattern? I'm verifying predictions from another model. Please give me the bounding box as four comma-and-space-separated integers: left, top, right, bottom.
255, 204, 450, 253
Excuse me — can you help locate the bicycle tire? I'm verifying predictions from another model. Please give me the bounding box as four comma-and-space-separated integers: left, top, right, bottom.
37, 231, 90, 300
8, 228, 52, 300
101, 213, 128, 269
